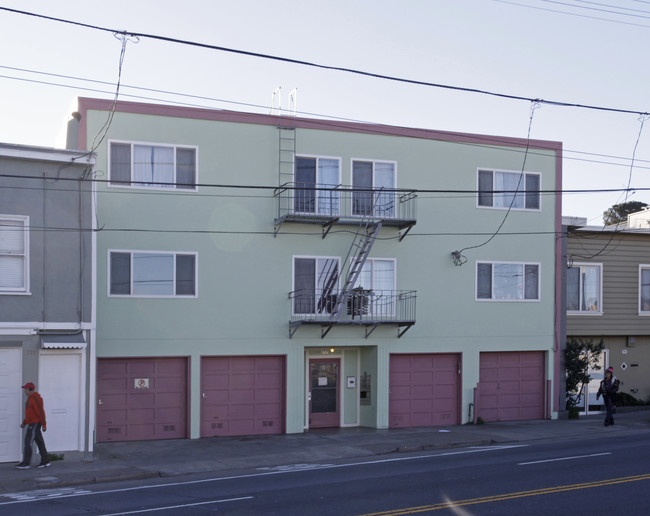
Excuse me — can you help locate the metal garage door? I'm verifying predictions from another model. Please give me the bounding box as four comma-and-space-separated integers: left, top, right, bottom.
201, 356, 285, 437
389, 353, 460, 428
479, 351, 545, 422
97, 358, 188, 442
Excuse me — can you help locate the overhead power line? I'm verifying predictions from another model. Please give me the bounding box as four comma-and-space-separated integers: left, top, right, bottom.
1, 6, 649, 117
2, 64, 650, 172
0, 171, 648, 196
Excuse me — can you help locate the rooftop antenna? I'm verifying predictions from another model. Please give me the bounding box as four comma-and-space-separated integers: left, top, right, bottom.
270, 86, 281, 115
288, 88, 298, 117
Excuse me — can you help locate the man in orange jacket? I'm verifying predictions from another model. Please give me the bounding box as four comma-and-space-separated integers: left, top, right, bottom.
16, 382, 50, 470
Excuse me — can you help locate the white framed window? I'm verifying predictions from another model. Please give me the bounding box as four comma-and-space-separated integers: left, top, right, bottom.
476, 261, 540, 301
109, 141, 197, 190
294, 156, 341, 215
353, 258, 396, 316
567, 263, 602, 314
639, 265, 650, 314
477, 169, 541, 210
108, 250, 197, 297
0, 215, 29, 294
292, 256, 340, 315
352, 159, 396, 217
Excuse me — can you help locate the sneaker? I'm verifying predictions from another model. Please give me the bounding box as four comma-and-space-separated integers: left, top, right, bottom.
37, 462, 51, 468
15, 463, 30, 470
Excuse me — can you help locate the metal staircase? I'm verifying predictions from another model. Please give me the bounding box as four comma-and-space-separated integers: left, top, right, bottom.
323, 192, 384, 335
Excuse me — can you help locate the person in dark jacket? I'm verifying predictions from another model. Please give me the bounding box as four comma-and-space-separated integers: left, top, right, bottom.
16, 382, 50, 469
597, 367, 620, 426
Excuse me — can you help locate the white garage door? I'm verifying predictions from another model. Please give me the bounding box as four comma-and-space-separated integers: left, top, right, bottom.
0, 348, 22, 463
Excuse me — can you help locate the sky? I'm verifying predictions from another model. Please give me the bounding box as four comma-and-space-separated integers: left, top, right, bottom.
1, 0, 649, 224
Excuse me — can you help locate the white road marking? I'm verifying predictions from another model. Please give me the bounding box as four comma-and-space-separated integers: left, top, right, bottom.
1, 487, 92, 501
0, 444, 529, 507
101, 496, 254, 515
518, 452, 611, 465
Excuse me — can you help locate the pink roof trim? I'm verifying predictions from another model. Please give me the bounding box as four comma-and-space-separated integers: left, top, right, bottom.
76, 97, 562, 152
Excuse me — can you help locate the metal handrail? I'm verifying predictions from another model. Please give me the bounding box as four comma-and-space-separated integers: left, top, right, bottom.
289, 288, 416, 324
276, 183, 417, 222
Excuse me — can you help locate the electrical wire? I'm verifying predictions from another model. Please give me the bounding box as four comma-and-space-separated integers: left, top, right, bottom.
2, 64, 650, 173
3, 170, 650, 196
496, 0, 650, 28
1, 6, 649, 117
452, 101, 542, 263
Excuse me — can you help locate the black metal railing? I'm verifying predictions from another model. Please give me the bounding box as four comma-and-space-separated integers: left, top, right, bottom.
275, 183, 417, 223
289, 288, 416, 324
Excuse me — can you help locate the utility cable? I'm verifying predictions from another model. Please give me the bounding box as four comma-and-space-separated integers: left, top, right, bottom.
1, 6, 649, 117
452, 101, 542, 265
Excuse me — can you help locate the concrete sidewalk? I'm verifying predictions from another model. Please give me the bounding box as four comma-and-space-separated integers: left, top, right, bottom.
2, 408, 649, 495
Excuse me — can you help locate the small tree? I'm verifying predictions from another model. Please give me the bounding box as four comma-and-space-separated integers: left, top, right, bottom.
565, 337, 604, 418
603, 201, 648, 225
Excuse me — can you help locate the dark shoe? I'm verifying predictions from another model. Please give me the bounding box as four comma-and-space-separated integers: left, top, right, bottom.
610, 420, 614, 425
604, 421, 609, 426
15, 463, 30, 469
37, 462, 51, 468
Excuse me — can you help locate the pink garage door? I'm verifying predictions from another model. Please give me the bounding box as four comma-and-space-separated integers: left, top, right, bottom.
479, 351, 545, 422
97, 358, 188, 442
389, 354, 460, 428
201, 356, 285, 437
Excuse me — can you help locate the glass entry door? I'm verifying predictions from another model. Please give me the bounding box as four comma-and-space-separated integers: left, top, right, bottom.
576, 349, 608, 415
309, 359, 340, 428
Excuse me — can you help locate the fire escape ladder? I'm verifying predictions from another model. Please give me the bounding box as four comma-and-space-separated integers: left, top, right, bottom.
330, 191, 384, 321
317, 259, 339, 314
275, 113, 296, 236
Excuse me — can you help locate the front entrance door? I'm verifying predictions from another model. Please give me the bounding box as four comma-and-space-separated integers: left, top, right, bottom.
309, 359, 340, 428
577, 349, 608, 415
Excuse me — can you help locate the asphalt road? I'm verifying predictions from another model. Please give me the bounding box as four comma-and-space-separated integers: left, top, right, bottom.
2, 431, 649, 515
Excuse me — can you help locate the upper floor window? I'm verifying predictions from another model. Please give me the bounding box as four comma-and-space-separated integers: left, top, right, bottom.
478, 169, 540, 210
293, 256, 339, 315
109, 250, 197, 297
352, 160, 396, 217
640, 265, 650, 314
477, 261, 540, 301
295, 156, 341, 215
0, 215, 29, 293
567, 263, 602, 313
109, 141, 197, 190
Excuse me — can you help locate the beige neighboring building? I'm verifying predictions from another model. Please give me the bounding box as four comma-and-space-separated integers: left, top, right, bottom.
565, 216, 650, 414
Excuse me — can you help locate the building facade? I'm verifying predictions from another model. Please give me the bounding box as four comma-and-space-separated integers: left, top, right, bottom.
566, 220, 650, 414
0, 143, 95, 462
70, 98, 563, 442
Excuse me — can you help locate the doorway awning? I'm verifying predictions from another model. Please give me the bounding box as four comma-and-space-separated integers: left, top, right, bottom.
40, 333, 87, 349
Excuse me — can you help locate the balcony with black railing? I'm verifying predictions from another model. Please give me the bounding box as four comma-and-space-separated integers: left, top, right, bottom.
288, 288, 416, 338
274, 184, 416, 237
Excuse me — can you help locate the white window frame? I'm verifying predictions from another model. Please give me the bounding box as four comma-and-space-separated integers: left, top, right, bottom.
353, 257, 397, 317
0, 215, 29, 294
639, 264, 650, 315
351, 159, 398, 218
294, 155, 342, 215
108, 140, 198, 191
107, 249, 198, 298
567, 262, 603, 315
476, 260, 541, 302
292, 255, 340, 316
477, 168, 541, 211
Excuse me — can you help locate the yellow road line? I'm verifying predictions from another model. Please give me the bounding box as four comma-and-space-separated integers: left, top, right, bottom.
358, 473, 650, 515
